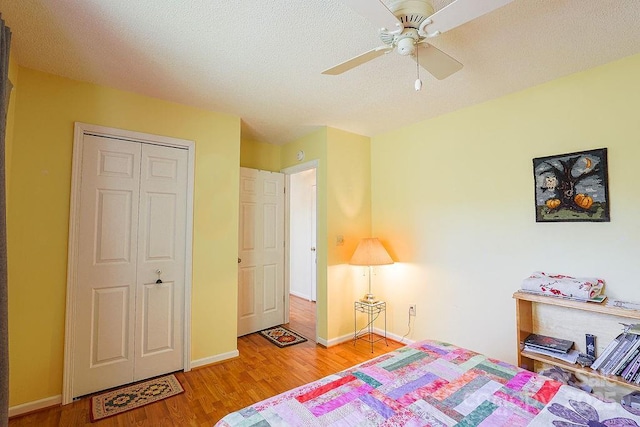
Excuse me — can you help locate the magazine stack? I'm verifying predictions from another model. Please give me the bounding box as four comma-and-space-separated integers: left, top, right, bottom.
524, 333, 578, 363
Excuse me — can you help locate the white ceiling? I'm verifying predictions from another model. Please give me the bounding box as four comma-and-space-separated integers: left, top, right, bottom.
1, 0, 639, 145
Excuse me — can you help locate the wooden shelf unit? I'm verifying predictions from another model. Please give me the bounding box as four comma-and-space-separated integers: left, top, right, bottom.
514, 291, 640, 391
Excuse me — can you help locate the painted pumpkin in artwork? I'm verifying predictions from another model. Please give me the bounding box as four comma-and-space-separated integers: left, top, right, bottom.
574, 193, 594, 209
545, 198, 561, 209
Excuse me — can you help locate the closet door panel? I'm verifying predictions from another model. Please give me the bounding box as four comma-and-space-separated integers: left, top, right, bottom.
72, 135, 140, 397
140, 280, 175, 355
134, 144, 188, 380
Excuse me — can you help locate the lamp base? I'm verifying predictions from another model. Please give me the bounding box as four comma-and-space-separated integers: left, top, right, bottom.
360, 293, 378, 304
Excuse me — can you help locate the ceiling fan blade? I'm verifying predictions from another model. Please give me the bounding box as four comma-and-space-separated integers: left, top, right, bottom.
419, 0, 515, 37
340, 0, 403, 33
322, 46, 393, 75
413, 43, 463, 80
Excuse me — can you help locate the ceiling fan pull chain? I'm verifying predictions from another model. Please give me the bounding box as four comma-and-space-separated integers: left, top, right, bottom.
415, 44, 422, 91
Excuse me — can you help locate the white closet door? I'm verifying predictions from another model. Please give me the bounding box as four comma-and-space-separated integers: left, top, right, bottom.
73, 135, 141, 397
133, 143, 187, 380
72, 136, 187, 397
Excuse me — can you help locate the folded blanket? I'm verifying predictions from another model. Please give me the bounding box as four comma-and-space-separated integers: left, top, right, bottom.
521, 271, 605, 300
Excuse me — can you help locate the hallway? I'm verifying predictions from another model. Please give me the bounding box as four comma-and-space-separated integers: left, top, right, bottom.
286, 295, 315, 342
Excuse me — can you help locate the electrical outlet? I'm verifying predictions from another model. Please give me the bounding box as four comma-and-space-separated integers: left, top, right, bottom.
409, 304, 416, 316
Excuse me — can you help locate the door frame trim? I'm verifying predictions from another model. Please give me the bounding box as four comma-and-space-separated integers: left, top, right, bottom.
62, 122, 195, 404
281, 160, 319, 341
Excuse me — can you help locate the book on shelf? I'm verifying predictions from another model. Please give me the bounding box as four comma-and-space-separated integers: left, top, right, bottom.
627, 344, 640, 381
606, 300, 640, 311
591, 333, 624, 371
611, 337, 640, 376
622, 351, 640, 380
601, 334, 640, 375
616, 347, 640, 377
524, 333, 574, 354
588, 329, 640, 384
523, 345, 580, 364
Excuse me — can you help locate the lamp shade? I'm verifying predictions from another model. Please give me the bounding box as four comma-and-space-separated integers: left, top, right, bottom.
349, 238, 393, 266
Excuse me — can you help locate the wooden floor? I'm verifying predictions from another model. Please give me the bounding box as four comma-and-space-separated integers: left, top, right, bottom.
10, 297, 402, 426
286, 294, 316, 341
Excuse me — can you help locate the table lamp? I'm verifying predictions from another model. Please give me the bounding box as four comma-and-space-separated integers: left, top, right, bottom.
350, 238, 393, 303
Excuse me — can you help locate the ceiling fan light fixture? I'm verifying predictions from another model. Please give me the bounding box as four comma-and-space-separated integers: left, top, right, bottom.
396, 30, 418, 56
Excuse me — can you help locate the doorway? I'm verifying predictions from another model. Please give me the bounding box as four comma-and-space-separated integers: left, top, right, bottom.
283, 161, 318, 342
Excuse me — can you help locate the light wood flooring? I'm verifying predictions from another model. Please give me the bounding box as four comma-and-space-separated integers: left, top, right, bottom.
9, 296, 402, 426
286, 294, 316, 341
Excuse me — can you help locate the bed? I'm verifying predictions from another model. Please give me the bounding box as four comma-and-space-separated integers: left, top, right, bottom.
215, 340, 640, 426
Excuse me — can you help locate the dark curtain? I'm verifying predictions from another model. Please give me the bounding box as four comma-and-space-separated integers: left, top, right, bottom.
0, 13, 11, 427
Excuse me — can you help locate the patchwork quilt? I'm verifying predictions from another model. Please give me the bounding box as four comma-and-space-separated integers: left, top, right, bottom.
215, 340, 640, 426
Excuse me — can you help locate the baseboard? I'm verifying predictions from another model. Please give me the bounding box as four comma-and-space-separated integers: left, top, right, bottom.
383, 329, 415, 345
289, 291, 312, 300
315, 336, 328, 347
190, 349, 239, 369
323, 332, 353, 347
9, 395, 61, 418
322, 328, 415, 349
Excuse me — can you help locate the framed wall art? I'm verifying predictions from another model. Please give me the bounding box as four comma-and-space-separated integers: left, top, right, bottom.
533, 148, 610, 222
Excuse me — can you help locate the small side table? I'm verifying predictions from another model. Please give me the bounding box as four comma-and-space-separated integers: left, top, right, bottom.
354, 300, 387, 353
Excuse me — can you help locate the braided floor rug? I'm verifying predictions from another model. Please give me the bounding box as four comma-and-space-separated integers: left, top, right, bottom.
258, 325, 308, 348
90, 374, 183, 421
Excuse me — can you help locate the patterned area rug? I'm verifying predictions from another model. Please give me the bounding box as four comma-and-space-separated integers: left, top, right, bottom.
90, 374, 184, 421
259, 325, 308, 348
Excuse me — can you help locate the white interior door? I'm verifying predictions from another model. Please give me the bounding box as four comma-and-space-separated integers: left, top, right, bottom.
310, 182, 317, 302
238, 168, 285, 336
72, 134, 187, 397
289, 169, 317, 301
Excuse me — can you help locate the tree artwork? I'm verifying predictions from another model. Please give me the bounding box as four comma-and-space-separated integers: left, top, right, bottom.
533, 148, 609, 222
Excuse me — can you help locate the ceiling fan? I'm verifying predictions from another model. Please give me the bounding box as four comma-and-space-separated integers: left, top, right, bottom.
323, 0, 515, 88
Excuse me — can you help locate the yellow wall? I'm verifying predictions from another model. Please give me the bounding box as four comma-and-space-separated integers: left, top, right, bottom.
7, 67, 241, 406
279, 127, 372, 343
325, 128, 372, 340
240, 137, 281, 171
371, 53, 640, 364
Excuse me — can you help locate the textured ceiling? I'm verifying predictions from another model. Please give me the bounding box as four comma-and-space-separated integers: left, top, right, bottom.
1, 0, 639, 145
